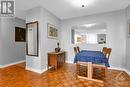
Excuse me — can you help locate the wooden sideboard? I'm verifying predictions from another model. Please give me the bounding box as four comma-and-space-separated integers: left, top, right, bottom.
48, 51, 66, 70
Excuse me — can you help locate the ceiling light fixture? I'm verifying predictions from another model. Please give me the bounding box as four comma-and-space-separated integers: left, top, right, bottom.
68, 0, 87, 8
81, 0, 86, 8
83, 24, 95, 27
67, 0, 95, 8
82, 4, 85, 8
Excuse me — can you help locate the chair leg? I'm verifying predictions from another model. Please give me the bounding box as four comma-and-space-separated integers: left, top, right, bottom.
76, 63, 80, 78
104, 67, 108, 76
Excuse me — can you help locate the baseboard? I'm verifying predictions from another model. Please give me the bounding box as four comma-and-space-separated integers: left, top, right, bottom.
124, 69, 130, 75
26, 67, 47, 74
109, 66, 130, 75
0, 60, 25, 68
0, 65, 3, 68
66, 61, 73, 64
109, 66, 125, 71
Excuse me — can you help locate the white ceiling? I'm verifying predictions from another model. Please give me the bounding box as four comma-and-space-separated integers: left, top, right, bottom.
15, 0, 130, 20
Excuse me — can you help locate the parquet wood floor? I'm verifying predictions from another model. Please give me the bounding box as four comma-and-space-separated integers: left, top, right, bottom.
0, 63, 130, 87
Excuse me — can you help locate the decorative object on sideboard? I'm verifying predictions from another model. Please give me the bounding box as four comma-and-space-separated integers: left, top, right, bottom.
55, 42, 61, 52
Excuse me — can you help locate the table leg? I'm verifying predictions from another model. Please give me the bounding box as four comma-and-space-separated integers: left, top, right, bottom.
77, 62, 103, 83
76, 63, 80, 75
88, 62, 93, 79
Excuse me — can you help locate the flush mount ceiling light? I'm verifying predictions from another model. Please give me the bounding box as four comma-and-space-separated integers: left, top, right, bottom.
82, 5, 85, 8
73, 0, 87, 7
83, 24, 95, 27
66, 0, 95, 8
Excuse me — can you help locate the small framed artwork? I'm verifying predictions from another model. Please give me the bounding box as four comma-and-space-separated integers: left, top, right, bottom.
128, 19, 130, 38
47, 23, 58, 39
15, 27, 26, 42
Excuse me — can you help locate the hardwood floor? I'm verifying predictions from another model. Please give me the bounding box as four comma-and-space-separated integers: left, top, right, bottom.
0, 63, 130, 87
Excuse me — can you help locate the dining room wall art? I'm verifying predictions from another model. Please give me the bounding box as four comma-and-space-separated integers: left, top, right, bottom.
47, 23, 58, 39
15, 27, 26, 42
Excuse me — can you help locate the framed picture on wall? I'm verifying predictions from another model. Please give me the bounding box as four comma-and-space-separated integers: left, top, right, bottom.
128, 19, 130, 38
47, 23, 58, 39
15, 27, 26, 42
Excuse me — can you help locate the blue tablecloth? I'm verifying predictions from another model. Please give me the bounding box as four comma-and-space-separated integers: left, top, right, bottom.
74, 50, 110, 67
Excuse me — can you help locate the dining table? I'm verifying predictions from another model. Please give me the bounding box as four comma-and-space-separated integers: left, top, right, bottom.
74, 50, 110, 83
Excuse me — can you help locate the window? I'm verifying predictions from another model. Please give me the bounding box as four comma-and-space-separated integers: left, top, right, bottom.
86, 34, 97, 44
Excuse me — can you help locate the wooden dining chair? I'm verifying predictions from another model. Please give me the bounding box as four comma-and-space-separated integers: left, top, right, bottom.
74, 47, 78, 55
74, 47, 80, 76
93, 48, 112, 76
102, 47, 107, 55
74, 46, 87, 77
106, 48, 112, 60
77, 46, 80, 53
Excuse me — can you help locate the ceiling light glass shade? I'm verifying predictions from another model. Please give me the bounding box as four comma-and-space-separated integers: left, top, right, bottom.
83, 24, 95, 27
71, 0, 87, 7
66, 0, 95, 7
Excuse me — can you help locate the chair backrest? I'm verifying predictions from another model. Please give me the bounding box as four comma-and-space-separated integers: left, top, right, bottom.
77, 46, 80, 53
74, 47, 78, 55
106, 48, 112, 59
102, 47, 107, 55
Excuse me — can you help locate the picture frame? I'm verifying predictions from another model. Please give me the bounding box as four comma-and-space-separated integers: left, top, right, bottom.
26, 21, 39, 57
128, 19, 130, 38
15, 27, 26, 42
47, 23, 58, 39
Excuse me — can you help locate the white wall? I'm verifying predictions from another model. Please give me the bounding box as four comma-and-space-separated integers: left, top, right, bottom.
126, 5, 130, 71
26, 7, 42, 72
40, 7, 61, 70
26, 7, 61, 73
0, 17, 26, 65
61, 10, 127, 68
